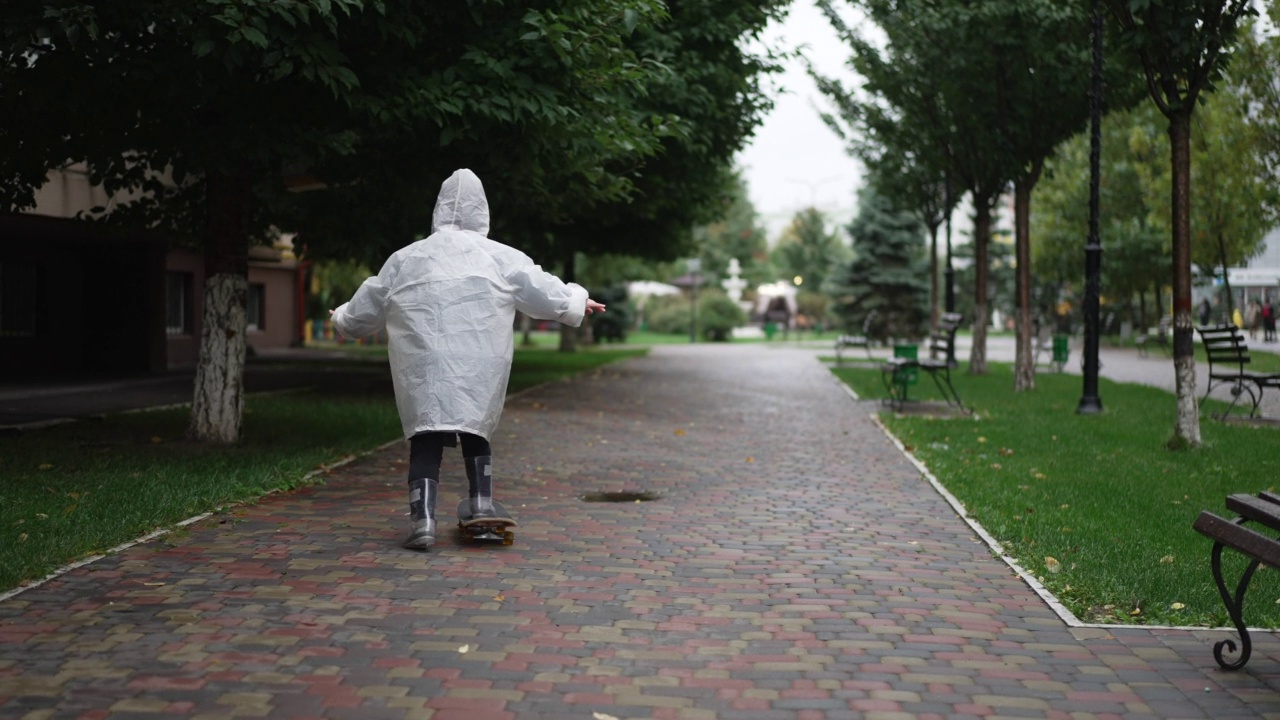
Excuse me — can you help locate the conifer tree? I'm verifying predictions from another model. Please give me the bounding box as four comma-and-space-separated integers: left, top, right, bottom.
825, 182, 929, 342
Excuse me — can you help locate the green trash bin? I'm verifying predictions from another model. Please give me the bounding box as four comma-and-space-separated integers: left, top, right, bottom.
1052, 334, 1069, 370
893, 343, 919, 396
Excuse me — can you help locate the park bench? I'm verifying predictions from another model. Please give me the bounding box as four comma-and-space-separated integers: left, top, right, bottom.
834, 309, 878, 366
1136, 315, 1171, 357
1192, 491, 1280, 670
879, 312, 967, 413
1196, 323, 1280, 419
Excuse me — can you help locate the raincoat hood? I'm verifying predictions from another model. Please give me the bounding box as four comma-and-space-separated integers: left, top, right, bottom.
432, 168, 490, 236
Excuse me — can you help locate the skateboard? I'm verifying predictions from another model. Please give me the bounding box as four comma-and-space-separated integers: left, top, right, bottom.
456, 498, 517, 545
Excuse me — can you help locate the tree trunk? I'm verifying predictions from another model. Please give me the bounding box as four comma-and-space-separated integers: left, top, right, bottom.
969, 199, 991, 375
1218, 231, 1236, 322
1168, 111, 1200, 447
929, 222, 940, 330
188, 173, 250, 444
1013, 178, 1035, 391
558, 252, 577, 352
519, 312, 535, 347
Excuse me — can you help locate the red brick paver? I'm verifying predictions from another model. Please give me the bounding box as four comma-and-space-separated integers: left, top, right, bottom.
3, 344, 1280, 719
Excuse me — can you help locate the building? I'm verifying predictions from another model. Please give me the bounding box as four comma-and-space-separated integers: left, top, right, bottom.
1, 165, 306, 379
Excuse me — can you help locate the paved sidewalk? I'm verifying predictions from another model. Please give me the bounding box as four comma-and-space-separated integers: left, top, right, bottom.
4, 344, 1280, 719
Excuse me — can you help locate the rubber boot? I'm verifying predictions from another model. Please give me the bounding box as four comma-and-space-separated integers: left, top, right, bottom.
404, 477, 438, 549
465, 455, 496, 519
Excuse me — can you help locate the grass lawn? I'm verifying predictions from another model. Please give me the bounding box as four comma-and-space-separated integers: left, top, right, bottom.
830, 361, 1280, 628
0, 345, 646, 593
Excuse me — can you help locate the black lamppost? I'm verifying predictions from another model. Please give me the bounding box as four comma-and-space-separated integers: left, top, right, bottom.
1077, 0, 1104, 415
944, 180, 956, 315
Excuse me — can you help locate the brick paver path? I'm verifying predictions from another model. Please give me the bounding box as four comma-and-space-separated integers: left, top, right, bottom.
3, 344, 1280, 719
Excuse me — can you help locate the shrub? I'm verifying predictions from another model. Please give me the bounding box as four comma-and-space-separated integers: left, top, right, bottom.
698, 291, 747, 342
589, 285, 634, 343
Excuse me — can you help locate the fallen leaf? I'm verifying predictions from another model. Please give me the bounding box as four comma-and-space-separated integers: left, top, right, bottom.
1171, 602, 1186, 610
35, 513, 47, 520
38, 463, 54, 471
1045, 557, 1061, 574
594, 713, 621, 720
673, 428, 686, 436
494, 594, 505, 602
458, 644, 471, 654
746, 456, 755, 463
151, 436, 163, 444
977, 436, 987, 443
18, 533, 28, 542
998, 447, 1014, 456
1160, 555, 1175, 564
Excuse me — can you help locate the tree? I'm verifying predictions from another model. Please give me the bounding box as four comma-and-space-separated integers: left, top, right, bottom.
1033, 104, 1170, 330
771, 207, 850, 293
1133, 86, 1279, 317
694, 171, 774, 289
811, 53, 958, 331
1233, 6, 1280, 192
825, 182, 930, 342
820, 0, 1013, 374
0, 1, 678, 441
1105, 0, 1257, 447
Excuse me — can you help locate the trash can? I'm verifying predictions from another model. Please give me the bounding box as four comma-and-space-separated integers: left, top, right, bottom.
1052, 334, 1069, 368
893, 344, 919, 385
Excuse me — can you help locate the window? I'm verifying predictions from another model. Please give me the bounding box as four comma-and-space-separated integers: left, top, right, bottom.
247, 283, 266, 331
0, 262, 43, 338
165, 271, 192, 335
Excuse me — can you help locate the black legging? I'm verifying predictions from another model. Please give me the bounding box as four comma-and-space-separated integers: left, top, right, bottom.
408, 431, 491, 483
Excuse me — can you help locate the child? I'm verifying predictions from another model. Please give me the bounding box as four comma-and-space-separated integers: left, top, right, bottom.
330, 169, 605, 549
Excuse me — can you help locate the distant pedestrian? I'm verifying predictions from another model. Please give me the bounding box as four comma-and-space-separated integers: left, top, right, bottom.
1198, 297, 1212, 327
330, 169, 606, 549
1246, 299, 1261, 340
1264, 299, 1276, 342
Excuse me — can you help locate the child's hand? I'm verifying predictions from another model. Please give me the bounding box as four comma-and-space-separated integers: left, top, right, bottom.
586, 299, 606, 315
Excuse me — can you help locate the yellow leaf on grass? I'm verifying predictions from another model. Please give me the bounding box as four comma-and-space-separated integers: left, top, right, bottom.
18, 533, 28, 542
1160, 555, 1175, 564
1171, 602, 1186, 610
38, 464, 54, 471
1044, 557, 1062, 573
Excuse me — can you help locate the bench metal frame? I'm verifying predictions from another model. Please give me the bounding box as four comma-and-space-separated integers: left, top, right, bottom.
1193, 491, 1280, 670
834, 309, 878, 366
1196, 324, 1280, 419
879, 313, 967, 414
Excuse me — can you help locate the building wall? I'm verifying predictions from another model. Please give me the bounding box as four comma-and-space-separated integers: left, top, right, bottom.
4, 167, 305, 377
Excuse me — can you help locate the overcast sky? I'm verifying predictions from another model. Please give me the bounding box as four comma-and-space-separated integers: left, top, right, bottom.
734, 1, 866, 243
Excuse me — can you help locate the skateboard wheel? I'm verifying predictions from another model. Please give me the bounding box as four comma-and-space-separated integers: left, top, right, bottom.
502, 531, 515, 546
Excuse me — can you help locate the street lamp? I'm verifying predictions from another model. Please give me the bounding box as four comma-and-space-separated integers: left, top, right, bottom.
1077, 0, 1104, 415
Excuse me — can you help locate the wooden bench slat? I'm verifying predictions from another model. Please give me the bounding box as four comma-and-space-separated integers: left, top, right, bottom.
1225, 494, 1280, 531
1194, 511, 1280, 570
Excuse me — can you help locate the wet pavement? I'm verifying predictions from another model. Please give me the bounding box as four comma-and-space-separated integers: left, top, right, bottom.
3, 343, 1280, 719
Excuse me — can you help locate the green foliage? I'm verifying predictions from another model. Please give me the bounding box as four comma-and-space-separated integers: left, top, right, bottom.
695, 171, 775, 288
697, 291, 748, 342
587, 285, 635, 344
306, 259, 373, 321
644, 293, 695, 336
826, 184, 930, 341
770, 207, 851, 293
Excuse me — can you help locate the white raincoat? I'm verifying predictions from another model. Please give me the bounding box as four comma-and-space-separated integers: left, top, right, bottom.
330, 169, 589, 440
